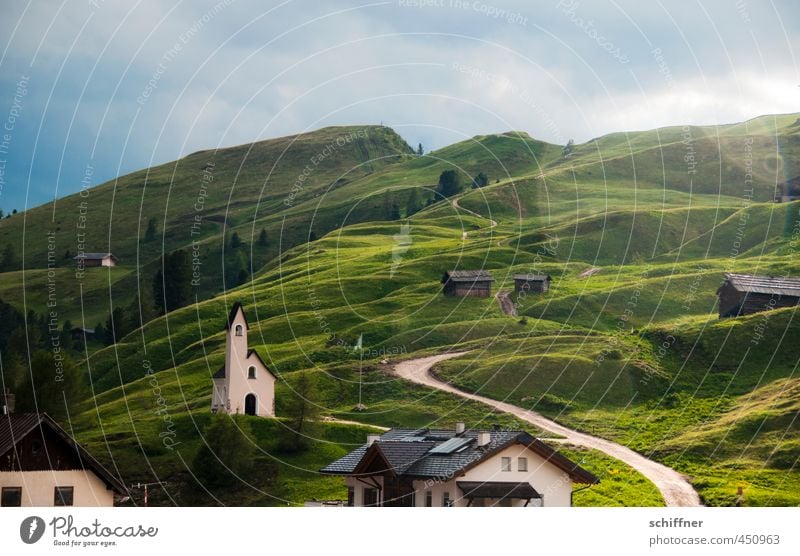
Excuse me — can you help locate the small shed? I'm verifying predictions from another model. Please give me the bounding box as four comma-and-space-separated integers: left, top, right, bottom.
775, 176, 800, 202
716, 273, 800, 318
441, 270, 494, 298
74, 253, 119, 268
514, 274, 551, 294
70, 327, 96, 341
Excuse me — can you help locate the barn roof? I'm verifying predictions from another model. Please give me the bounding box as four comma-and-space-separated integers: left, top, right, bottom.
0, 413, 127, 495
444, 270, 494, 282
513, 274, 551, 281
73, 252, 117, 261
320, 427, 598, 484
722, 273, 800, 297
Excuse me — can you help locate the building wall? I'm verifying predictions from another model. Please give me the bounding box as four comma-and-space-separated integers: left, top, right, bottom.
0, 470, 115, 507
345, 475, 384, 506
514, 280, 548, 294
100, 257, 116, 267
718, 285, 800, 317
211, 378, 226, 412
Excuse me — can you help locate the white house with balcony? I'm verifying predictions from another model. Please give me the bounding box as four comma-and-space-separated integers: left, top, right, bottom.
320, 424, 598, 507
211, 302, 276, 417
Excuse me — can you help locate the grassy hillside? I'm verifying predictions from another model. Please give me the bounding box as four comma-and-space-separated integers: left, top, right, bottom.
4, 113, 800, 506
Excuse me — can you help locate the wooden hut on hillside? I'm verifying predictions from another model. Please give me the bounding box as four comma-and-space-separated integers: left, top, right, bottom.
514, 274, 551, 294
775, 176, 800, 202
441, 270, 494, 298
716, 273, 800, 318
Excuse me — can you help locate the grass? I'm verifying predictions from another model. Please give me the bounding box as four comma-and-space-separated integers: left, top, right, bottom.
4, 113, 800, 506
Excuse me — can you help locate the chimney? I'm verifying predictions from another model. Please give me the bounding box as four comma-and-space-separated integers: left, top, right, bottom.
2, 389, 14, 415
455, 422, 465, 435
477, 431, 491, 447
366, 434, 381, 446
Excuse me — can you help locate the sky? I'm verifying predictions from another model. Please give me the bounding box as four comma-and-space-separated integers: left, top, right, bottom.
0, 0, 798, 212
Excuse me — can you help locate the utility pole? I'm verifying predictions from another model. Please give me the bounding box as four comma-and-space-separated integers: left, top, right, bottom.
131, 481, 168, 507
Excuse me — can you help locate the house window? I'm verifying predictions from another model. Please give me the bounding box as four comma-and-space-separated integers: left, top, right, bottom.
425, 491, 432, 507
54, 486, 74, 506
363, 487, 379, 507
501, 456, 511, 472
248, 366, 256, 379
443, 492, 452, 507
518, 457, 528, 472
235, 324, 243, 336
1, 487, 22, 507
346, 487, 354, 507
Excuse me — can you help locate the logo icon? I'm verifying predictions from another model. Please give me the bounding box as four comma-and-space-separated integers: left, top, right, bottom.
20, 516, 45, 544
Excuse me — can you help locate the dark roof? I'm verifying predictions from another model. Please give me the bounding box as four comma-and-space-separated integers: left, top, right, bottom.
443, 270, 494, 282
70, 327, 95, 334
211, 349, 277, 380
720, 273, 800, 297
457, 481, 541, 499
513, 274, 551, 281
320, 428, 598, 484
224, 301, 249, 331
73, 252, 117, 261
0, 413, 127, 495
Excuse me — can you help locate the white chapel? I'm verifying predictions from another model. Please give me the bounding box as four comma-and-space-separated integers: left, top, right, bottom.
211, 302, 276, 417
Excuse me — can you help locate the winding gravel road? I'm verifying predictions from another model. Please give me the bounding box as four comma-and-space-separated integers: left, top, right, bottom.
393, 352, 701, 507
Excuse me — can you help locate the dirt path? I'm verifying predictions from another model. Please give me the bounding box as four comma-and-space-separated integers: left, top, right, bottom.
452, 198, 498, 239
495, 290, 517, 316
392, 352, 701, 507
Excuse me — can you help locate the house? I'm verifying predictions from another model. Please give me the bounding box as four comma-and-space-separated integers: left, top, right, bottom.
716, 273, 800, 318
74, 252, 119, 267
514, 274, 551, 294
320, 424, 598, 507
0, 409, 126, 507
441, 270, 494, 298
211, 302, 277, 416
774, 176, 800, 202
70, 327, 96, 341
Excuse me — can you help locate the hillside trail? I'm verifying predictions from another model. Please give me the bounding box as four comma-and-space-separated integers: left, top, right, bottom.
495, 290, 517, 316
392, 352, 702, 507
452, 197, 497, 240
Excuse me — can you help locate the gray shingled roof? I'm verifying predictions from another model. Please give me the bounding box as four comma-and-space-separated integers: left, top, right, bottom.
320, 427, 598, 484
723, 273, 800, 297
513, 274, 551, 281
457, 481, 541, 499
444, 270, 494, 282
73, 253, 117, 260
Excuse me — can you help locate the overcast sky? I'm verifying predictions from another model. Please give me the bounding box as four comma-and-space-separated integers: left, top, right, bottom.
0, 0, 798, 211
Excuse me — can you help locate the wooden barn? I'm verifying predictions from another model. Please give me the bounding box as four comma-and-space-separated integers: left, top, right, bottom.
774, 176, 800, 202
514, 274, 551, 294
441, 270, 494, 298
716, 273, 800, 318
74, 252, 119, 268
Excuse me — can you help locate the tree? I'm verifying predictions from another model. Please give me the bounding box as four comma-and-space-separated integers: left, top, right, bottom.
0, 299, 24, 352
417, 143, 424, 156
230, 232, 242, 249
472, 172, 489, 189
93, 321, 105, 344
153, 250, 192, 314
436, 170, 462, 198
258, 228, 268, 246
126, 289, 156, 331
191, 414, 256, 489
281, 371, 321, 452
144, 218, 158, 242
1, 244, 15, 271
405, 187, 420, 217
562, 139, 575, 157
104, 307, 129, 345
309, 230, 318, 242
12, 350, 85, 420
